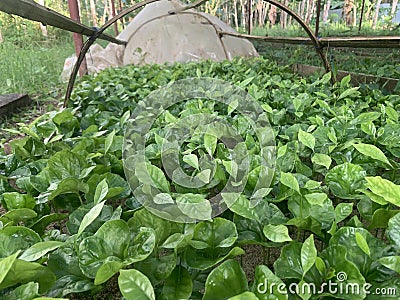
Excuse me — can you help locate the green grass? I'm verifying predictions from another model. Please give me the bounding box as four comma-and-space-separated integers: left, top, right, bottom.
0, 37, 75, 96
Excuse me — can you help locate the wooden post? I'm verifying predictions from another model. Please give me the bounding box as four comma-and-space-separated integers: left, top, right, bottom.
68, 0, 88, 77
358, 0, 366, 33
111, 0, 118, 35
315, 0, 322, 36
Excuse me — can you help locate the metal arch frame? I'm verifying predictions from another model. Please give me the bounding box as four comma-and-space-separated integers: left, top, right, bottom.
64, 0, 331, 107
64, 0, 160, 107
262, 0, 330, 73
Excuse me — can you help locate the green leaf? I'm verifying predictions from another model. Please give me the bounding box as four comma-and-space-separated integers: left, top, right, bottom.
298, 129, 315, 151
386, 106, 398, 121
388, 214, 400, 247
0, 208, 37, 224
104, 130, 115, 154
162, 266, 192, 300
263, 224, 292, 243
355, 232, 370, 256
368, 209, 399, 230
351, 112, 381, 125
190, 218, 238, 249
0, 251, 20, 285
301, 235, 317, 276
252, 265, 288, 299
228, 292, 258, 300
223, 193, 259, 221
183, 154, 199, 170
338, 87, 359, 100
204, 132, 217, 156
48, 178, 89, 201
304, 193, 327, 206
365, 176, 400, 207
19, 241, 64, 262
311, 153, 331, 169
2, 192, 35, 210
0, 259, 56, 293
378, 256, 400, 273
118, 269, 155, 300
77, 201, 106, 237
325, 163, 365, 199
176, 194, 212, 220
153, 193, 174, 205
93, 179, 108, 204
94, 260, 123, 285
280, 172, 300, 194
203, 259, 248, 300
353, 143, 391, 166
146, 164, 170, 193
334, 203, 353, 223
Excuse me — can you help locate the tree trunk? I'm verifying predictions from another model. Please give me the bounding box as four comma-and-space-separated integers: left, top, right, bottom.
89, 0, 98, 27
300, 0, 306, 19
305, 0, 314, 25
372, 0, 382, 29
38, 0, 48, 36
391, 0, 399, 22
352, 4, 357, 26
233, 0, 239, 30
343, 0, 354, 26
323, 0, 331, 22
268, 5, 277, 25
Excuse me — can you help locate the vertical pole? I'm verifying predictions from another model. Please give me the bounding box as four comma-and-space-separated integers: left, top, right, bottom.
111, 0, 119, 35
315, 0, 322, 36
68, 0, 88, 77
358, 0, 366, 33
247, 0, 252, 34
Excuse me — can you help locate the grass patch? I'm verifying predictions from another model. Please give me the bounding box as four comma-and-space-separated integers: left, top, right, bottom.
0, 36, 74, 96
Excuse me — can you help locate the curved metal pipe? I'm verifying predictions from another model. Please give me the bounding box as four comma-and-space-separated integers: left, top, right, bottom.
64, 0, 160, 107
263, 0, 331, 74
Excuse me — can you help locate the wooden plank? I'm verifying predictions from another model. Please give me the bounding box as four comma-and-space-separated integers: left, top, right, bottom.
0, 0, 126, 45
220, 32, 400, 48
292, 64, 399, 91
0, 94, 32, 116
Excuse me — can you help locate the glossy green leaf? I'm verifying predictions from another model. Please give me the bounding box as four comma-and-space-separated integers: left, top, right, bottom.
176, 194, 212, 220
19, 241, 64, 262
334, 203, 353, 223
355, 232, 370, 256
263, 224, 292, 243
228, 292, 258, 300
162, 266, 192, 300
2, 192, 35, 210
77, 201, 106, 237
365, 176, 400, 207
118, 269, 155, 300
311, 153, 331, 169
378, 256, 400, 273
298, 129, 315, 151
301, 235, 317, 276
252, 265, 288, 300
325, 163, 365, 199
280, 172, 300, 194
93, 179, 108, 204
183, 154, 199, 170
0, 251, 20, 285
353, 143, 391, 166
203, 259, 248, 300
